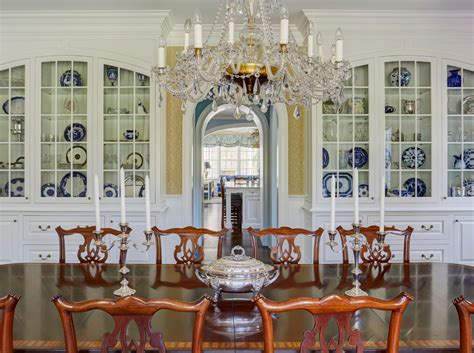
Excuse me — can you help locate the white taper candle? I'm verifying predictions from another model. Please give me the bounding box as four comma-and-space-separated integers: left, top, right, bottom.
335, 27, 343, 62
94, 174, 101, 233
145, 175, 151, 232
157, 37, 166, 68
120, 167, 126, 224
194, 10, 203, 48
354, 168, 359, 224
330, 175, 336, 232
280, 5, 289, 45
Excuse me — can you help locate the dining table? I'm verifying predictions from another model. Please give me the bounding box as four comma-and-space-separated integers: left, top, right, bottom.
2, 261, 473, 352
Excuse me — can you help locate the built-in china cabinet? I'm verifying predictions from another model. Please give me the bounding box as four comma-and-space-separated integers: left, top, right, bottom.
310, 55, 474, 265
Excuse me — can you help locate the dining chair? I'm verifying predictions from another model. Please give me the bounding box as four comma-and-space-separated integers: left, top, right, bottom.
152, 226, 228, 264
0, 293, 20, 353
254, 291, 413, 353
337, 225, 414, 264
247, 226, 324, 265
55, 225, 131, 264
52, 294, 211, 353
453, 295, 474, 353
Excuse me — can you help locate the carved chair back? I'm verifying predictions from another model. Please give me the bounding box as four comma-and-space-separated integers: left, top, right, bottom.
453, 296, 474, 353
254, 292, 413, 353
152, 226, 228, 265
337, 225, 414, 264
247, 227, 324, 265
52, 294, 211, 353
56, 225, 131, 264
0, 293, 20, 353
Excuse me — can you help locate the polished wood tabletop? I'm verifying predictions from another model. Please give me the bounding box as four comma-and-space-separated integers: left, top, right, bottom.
1, 262, 472, 352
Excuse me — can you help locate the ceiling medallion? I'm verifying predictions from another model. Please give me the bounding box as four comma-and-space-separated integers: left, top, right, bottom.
152, 0, 351, 119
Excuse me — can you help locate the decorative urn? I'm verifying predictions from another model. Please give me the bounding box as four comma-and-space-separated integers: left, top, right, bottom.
196, 246, 279, 302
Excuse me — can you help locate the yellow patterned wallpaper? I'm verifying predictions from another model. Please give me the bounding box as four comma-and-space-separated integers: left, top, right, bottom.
165, 47, 183, 195
287, 106, 305, 195
164, 48, 305, 195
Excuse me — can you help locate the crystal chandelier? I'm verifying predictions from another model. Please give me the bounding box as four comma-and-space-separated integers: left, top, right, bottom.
152, 0, 351, 120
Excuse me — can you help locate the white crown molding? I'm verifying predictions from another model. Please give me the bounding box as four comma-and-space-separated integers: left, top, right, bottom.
0, 10, 171, 36
302, 10, 474, 34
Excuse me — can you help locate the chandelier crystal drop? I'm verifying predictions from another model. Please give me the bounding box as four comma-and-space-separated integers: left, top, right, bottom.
152, 0, 352, 118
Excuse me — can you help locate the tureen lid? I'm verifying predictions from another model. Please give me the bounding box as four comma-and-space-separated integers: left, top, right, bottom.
201, 246, 274, 277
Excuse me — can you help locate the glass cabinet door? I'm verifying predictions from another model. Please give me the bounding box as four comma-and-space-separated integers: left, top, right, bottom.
0, 64, 26, 198
40, 60, 89, 198
384, 60, 432, 198
102, 65, 150, 198
446, 64, 474, 198
322, 64, 370, 199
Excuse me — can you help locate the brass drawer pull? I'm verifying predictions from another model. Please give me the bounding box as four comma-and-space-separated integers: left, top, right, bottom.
38, 225, 51, 232
38, 254, 52, 261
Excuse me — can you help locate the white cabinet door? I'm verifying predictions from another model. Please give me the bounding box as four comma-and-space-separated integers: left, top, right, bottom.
454, 217, 474, 264
0, 216, 20, 263
108, 216, 156, 264
244, 193, 261, 228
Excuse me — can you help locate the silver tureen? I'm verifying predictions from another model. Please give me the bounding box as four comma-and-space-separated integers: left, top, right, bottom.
196, 246, 279, 301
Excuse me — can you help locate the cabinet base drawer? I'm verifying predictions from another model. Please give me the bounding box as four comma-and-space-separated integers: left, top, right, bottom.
23, 245, 78, 263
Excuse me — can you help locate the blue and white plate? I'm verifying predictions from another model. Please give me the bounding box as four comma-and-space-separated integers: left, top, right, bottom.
402, 147, 426, 169
59, 171, 87, 197
64, 123, 86, 142
347, 147, 368, 168
359, 184, 369, 197
322, 148, 329, 169
463, 149, 474, 169
464, 179, 474, 197
322, 172, 353, 198
41, 183, 56, 197
59, 70, 82, 87
403, 177, 427, 197
4, 177, 24, 197
104, 183, 118, 198
2, 96, 25, 114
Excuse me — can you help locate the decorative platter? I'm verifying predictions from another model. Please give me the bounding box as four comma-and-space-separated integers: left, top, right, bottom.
104, 183, 118, 198
64, 123, 86, 142
41, 183, 56, 197
402, 147, 426, 169
463, 149, 474, 169
124, 174, 145, 198
2, 96, 25, 115
403, 177, 427, 197
358, 184, 369, 197
322, 148, 329, 169
125, 152, 144, 170
59, 171, 87, 197
4, 177, 24, 197
66, 146, 87, 167
388, 67, 411, 87
322, 172, 353, 198
59, 69, 82, 87
347, 147, 368, 168
463, 95, 474, 114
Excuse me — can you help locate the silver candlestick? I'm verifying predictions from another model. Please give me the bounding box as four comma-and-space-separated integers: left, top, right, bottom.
93, 224, 154, 297
326, 224, 368, 297
376, 231, 387, 251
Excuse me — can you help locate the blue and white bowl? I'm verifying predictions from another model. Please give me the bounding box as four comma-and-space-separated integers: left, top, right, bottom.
358, 184, 369, 197
123, 130, 139, 141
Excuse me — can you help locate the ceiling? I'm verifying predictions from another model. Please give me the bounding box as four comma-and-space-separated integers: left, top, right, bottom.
1, 0, 472, 22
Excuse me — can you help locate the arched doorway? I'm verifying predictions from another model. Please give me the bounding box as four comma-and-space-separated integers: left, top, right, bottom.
193, 104, 271, 231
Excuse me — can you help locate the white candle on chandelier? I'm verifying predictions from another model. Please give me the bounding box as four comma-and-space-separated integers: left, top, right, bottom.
157, 36, 166, 68
120, 167, 126, 224
279, 5, 289, 45
184, 18, 191, 50
316, 32, 323, 58
194, 9, 203, 48
353, 168, 359, 224
307, 22, 314, 57
380, 175, 385, 233
335, 27, 343, 62
145, 175, 151, 232
94, 174, 101, 233
330, 175, 336, 232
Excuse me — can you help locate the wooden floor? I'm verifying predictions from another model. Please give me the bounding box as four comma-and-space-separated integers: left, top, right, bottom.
203, 199, 271, 262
